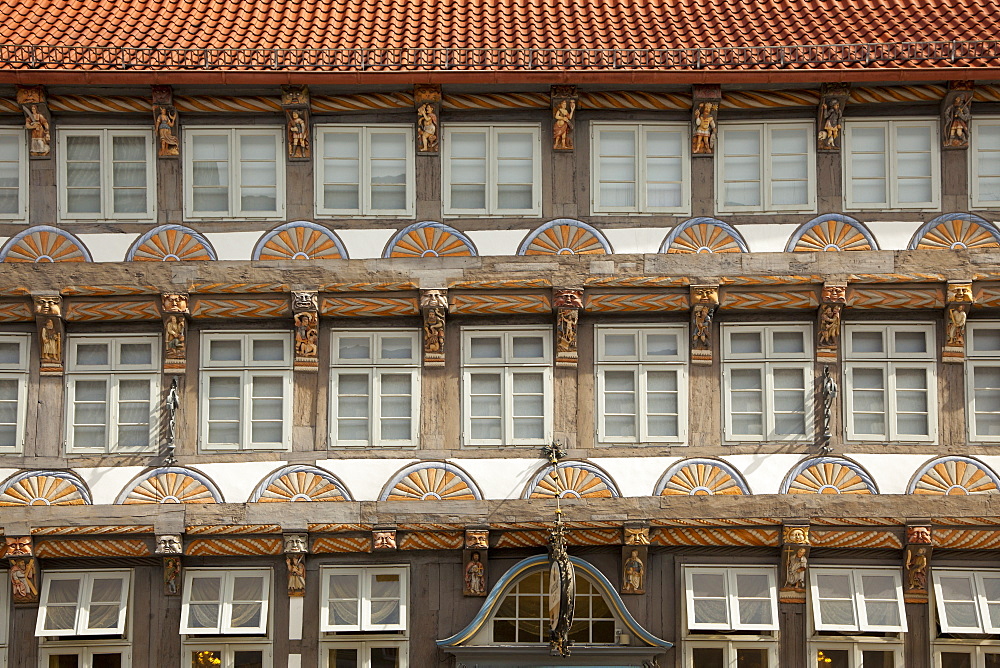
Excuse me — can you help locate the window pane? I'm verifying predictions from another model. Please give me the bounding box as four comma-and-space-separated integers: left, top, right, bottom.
232, 652, 263, 668
469, 373, 502, 440
691, 648, 724, 668
339, 336, 371, 361
0, 340, 20, 364
603, 333, 636, 357
511, 336, 544, 359
329, 648, 359, 668
252, 338, 285, 363
860, 573, 900, 627
209, 339, 242, 362
381, 336, 413, 360
772, 330, 805, 354
940, 654, 972, 668
973, 327, 1000, 353
76, 343, 109, 366
469, 336, 502, 360
603, 370, 636, 438
816, 650, 849, 668
895, 330, 928, 354
729, 368, 763, 435
730, 331, 762, 355
91, 655, 122, 668
736, 649, 769, 668
120, 342, 153, 366
370, 647, 401, 668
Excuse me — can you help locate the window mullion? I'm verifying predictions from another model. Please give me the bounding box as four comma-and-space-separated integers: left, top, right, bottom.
503, 367, 513, 444
637, 364, 648, 443
636, 127, 646, 212
370, 368, 380, 445
241, 370, 253, 451
361, 129, 372, 214
763, 362, 776, 440
229, 131, 239, 217
887, 125, 899, 209
487, 130, 498, 215
99, 130, 112, 218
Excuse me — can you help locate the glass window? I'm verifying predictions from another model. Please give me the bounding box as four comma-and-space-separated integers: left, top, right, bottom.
972, 120, 1000, 208
180, 569, 270, 635
810, 568, 906, 632
717, 122, 815, 213
684, 567, 779, 631
316, 126, 414, 217
443, 126, 540, 216
184, 646, 271, 668
844, 323, 937, 442
0, 128, 27, 220
591, 123, 689, 213
685, 642, 776, 668
320, 567, 408, 633
844, 120, 939, 210
0, 335, 28, 453
35, 571, 130, 637
58, 129, 154, 221
967, 323, 1000, 441
933, 569, 1000, 633
184, 128, 283, 219
810, 645, 902, 668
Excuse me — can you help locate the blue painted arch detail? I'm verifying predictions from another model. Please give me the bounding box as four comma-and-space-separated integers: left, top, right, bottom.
379, 461, 483, 501
522, 460, 621, 499
251, 220, 349, 260
779, 456, 879, 495
517, 219, 613, 255
125, 224, 217, 261
0, 469, 92, 505
907, 213, 1000, 250
784, 213, 879, 252
382, 221, 478, 258
658, 217, 749, 253
114, 466, 224, 504
654, 457, 752, 496
437, 554, 672, 649
249, 464, 354, 502
0, 225, 93, 262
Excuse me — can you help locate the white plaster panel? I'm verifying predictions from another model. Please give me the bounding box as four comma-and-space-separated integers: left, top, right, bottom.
0, 468, 21, 485
451, 458, 539, 500
73, 466, 146, 505
315, 458, 417, 501
589, 457, 681, 497
866, 221, 920, 251
333, 228, 395, 259
204, 231, 260, 261
721, 454, 808, 494
287, 655, 301, 668
196, 461, 288, 503
288, 596, 304, 640
467, 230, 524, 257
602, 228, 667, 255
849, 454, 935, 495
735, 224, 800, 254
77, 233, 138, 263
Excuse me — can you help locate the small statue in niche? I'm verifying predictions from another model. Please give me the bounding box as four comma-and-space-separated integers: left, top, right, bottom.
691, 102, 717, 154
552, 99, 576, 151
156, 107, 179, 157
692, 305, 714, 349
294, 312, 318, 359
40, 319, 61, 363
944, 94, 972, 148
165, 315, 186, 358
946, 306, 968, 348
556, 308, 579, 354
818, 98, 843, 150
163, 556, 181, 595
417, 103, 439, 153
286, 553, 306, 596
424, 308, 445, 354
784, 546, 808, 591
24, 104, 50, 156
818, 304, 841, 348
622, 549, 645, 593
10, 558, 38, 603
905, 546, 929, 591
464, 551, 486, 596
287, 110, 309, 159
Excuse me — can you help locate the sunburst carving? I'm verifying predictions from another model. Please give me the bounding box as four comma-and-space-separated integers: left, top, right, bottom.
782, 457, 877, 495
786, 214, 876, 252
252, 221, 347, 260
0, 226, 91, 263
0, 470, 91, 506
518, 219, 611, 255
384, 221, 477, 258
250, 465, 351, 502
126, 224, 215, 261
525, 461, 620, 499
910, 456, 1000, 495
909, 213, 1000, 250
381, 463, 481, 501
118, 467, 222, 504
660, 218, 748, 254
656, 459, 749, 496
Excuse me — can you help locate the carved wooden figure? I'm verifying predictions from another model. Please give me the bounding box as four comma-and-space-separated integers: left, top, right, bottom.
4, 536, 32, 557
163, 556, 182, 596
554, 289, 583, 368
817, 83, 850, 151
282, 85, 311, 161
779, 526, 810, 603
152, 85, 180, 158
551, 85, 578, 151
944, 281, 974, 362
421, 289, 448, 366
373, 530, 397, 551
10, 557, 39, 603
691, 85, 721, 156
17, 85, 51, 158
624, 527, 650, 546
34, 295, 64, 374
942, 81, 974, 149
463, 549, 487, 596
286, 553, 307, 597
415, 84, 442, 154
817, 284, 846, 359
621, 545, 647, 595
155, 534, 183, 555
161, 293, 190, 371
904, 525, 933, 603
465, 529, 489, 550
292, 291, 319, 371
690, 285, 719, 364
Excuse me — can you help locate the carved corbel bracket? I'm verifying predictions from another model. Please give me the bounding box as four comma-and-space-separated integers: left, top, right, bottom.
372, 528, 397, 551
415, 84, 442, 155
292, 291, 319, 371
690, 285, 719, 365
33, 295, 63, 375
160, 293, 190, 372
942, 81, 975, 150
551, 85, 578, 152
691, 85, 721, 156
152, 85, 180, 159
554, 289, 583, 368
904, 525, 933, 603
17, 85, 51, 158
282, 85, 311, 161
5, 536, 38, 604
817, 83, 850, 152
779, 525, 810, 603
284, 533, 309, 597
420, 289, 448, 367
817, 283, 847, 360
944, 281, 973, 362
463, 528, 489, 597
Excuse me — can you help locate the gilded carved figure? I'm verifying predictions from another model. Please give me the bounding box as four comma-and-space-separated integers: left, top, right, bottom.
622, 549, 645, 593
818, 98, 843, 150
692, 102, 717, 154
905, 546, 929, 591
625, 527, 650, 546
34, 296, 61, 316
4, 536, 31, 557
556, 308, 579, 354
464, 551, 486, 596
286, 554, 306, 596
818, 304, 841, 348
24, 104, 50, 156
283, 534, 308, 554
553, 289, 583, 310
944, 94, 972, 148
287, 110, 309, 159
40, 319, 61, 363
165, 315, 186, 359
156, 107, 179, 157
948, 284, 974, 304
783, 526, 810, 544
417, 103, 439, 153
692, 305, 714, 350
946, 305, 968, 348
552, 99, 576, 151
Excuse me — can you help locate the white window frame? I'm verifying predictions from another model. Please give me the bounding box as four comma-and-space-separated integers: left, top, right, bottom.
181, 644, 272, 668
64, 335, 159, 454
933, 569, 1000, 634
199, 331, 292, 452
844, 118, 941, 211
971, 118, 1000, 209
321, 640, 408, 668
589, 122, 690, 214
933, 643, 1000, 668
38, 645, 132, 668
180, 568, 270, 635
715, 121, 816, 214
461, 327, 553, 447
319, 566, 408, 633
56, 128, 155, 222
843, 323, 937, 443
183, 127, 285, 220
683, 640, 778, 668
721, 324, 814, 442
442, 124, 542, 217
684, 566, 779, 632
35, 570, 131, 637
809, 641, 904, 668
329, 330, 421, 448
595, 324, 688, 444
966, 322, 1000, 442
0, 335, 29, 454
810, 567, 907, 633
314, 125, 415, 218
0, 127, 28, 222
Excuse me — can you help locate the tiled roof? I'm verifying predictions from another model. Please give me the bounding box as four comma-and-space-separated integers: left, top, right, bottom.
0, 0, 998, 77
